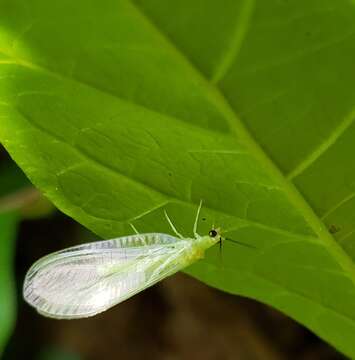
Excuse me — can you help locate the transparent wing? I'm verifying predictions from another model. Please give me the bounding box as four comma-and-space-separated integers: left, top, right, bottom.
23, 233, 190, 319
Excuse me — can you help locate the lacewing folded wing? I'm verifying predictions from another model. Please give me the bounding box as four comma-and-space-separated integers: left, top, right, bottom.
23, 233, 190, 319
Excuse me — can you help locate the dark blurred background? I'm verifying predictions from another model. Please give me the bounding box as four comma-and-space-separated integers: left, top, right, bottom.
0, 148, 348, 360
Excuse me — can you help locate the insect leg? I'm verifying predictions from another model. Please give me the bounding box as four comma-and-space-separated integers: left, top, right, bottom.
164, 210, 184, 239
219, 238, 223, 269
129, 223, 146, 245
130, 223, 139, 235
193, 200, 203, 238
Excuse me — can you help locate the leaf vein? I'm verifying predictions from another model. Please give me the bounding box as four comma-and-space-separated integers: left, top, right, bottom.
287, 107, 355, 180
211, 0, 255, 84
321, 191, 355, 221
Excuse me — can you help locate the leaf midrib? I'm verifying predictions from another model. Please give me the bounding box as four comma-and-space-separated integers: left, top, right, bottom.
1, 0, 354, 282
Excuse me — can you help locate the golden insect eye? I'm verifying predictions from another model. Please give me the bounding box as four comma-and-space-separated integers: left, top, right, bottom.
209, 229, 218, 237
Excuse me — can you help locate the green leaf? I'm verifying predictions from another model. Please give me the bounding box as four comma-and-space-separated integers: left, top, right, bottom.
0, 212, 18, 357
0, 0, 355, 355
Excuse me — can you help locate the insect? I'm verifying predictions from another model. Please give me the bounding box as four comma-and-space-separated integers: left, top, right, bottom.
23, 202, 251, 319
328, 224, 341, 234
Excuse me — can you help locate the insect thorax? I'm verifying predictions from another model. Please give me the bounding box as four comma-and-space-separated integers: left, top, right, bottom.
182, 235, 217, 264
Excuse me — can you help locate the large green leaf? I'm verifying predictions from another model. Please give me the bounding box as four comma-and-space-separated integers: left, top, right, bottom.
0, 0, 355, 355
0, 212, 17, 357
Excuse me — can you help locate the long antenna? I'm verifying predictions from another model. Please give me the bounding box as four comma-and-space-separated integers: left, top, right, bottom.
224, 237, 257, 249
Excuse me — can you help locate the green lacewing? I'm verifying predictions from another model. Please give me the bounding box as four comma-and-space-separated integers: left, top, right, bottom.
23, 202, 252, 319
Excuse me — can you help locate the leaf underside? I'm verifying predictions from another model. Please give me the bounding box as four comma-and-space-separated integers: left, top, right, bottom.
1, 0, 355, 355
